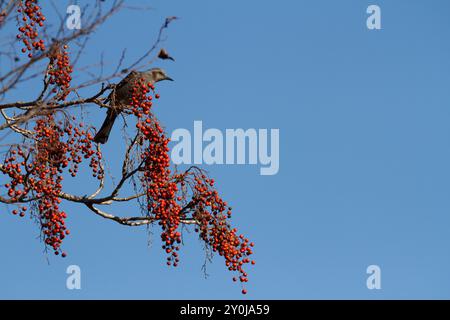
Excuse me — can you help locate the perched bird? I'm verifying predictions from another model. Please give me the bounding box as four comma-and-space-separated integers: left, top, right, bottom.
94, 68, 173, 144
158, 48, 175, 61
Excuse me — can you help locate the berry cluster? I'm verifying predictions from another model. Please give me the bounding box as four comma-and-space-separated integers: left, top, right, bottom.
1, 114, 102, 256
129, 78, 254, 293
65, 117, 104, 180
16, 0, 46, 58
48, 44, 73, 101
189, 172, 254, 294
131, 79, 183, 266
33, 121, 67, 256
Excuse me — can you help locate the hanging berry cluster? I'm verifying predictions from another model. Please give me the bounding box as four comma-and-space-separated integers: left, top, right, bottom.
16, 1, 73, 100
129, 78, 255, 294
131, 79, 184, 267
1, 114, 102, 256
16, 0, 46, 58
48, 44, 73, 101
190, 173, 255, 295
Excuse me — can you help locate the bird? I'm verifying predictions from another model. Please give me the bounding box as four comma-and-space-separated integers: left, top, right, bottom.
93, 68, 173, 144
158, 48, 175, 61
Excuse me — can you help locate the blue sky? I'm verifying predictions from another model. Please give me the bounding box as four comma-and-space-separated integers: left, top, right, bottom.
1, 0, 450, 299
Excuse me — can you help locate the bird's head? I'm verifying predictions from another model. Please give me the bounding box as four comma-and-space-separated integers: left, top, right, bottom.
148, 68, 174, 82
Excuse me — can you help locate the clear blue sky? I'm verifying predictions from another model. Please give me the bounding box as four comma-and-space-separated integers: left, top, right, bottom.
1, 0, 450, 299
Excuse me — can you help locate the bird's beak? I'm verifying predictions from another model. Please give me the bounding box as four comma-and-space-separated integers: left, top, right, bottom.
165, 76, 174, 81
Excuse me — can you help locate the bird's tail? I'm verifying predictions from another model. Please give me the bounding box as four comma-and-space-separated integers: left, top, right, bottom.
93, 109, 118, 144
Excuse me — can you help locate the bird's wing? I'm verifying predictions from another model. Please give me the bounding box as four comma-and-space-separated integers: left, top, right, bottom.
116, 71, 138, 90
107, 70, 138, 103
